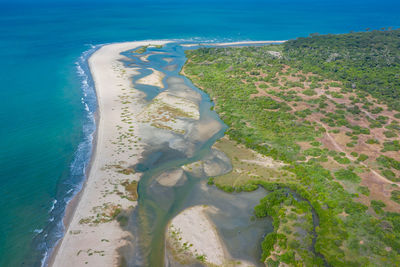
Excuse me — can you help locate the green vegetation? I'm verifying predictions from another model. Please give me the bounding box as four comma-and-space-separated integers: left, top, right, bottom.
371, 200, 386, 215
334, 169, 361, 183
391, 190, 400, 204
121, 180, 138, 201
212, 137, 294, 190
357, 186, 370, 196
333, 155, 351, 164
167, 225, 208, 265
284, 29, 400, 111
377, 155, 400, 182
184, 29, 400, 266
357, 154, 368, 162
384, 131, 398, 138
366, 138, 379, 144
132, 45, 149, 54
254, 189, 321, 265
382, 169, 399, 182
78, 203, 122, 226
382, 140, 400, 152
377, 155, 400, 170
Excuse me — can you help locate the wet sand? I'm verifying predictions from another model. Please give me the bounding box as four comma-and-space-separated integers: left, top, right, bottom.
51, 41, 169, 267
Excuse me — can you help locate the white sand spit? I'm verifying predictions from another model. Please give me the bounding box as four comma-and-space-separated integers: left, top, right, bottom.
181, 40, 286, 47
51, 40, 169, 267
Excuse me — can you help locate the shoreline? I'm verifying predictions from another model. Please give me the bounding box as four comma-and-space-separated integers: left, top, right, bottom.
181, 40, 286, 47
47, 48, 103, 267
50, 40, 170, 266
49, 40, 286, 266
47, 110, 100, 267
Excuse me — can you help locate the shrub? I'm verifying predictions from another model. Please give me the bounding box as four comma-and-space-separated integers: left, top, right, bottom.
261, 233, 278, 261
215, 183, 234, 192
279, 251, 295, 264
303, 89, 316, 96
350, 152, 358, 157
357, 154, 369, 162
384, 131, 398, 138
391, 190, 400, 204
382, 140, 400, 152
334, 156, 351, 164
382, 169, 397, 181
328, 150, 337, 157
346, 142, 355, 147
371, 200, 386, 214
366, 139, 379, 144
371, 107, 383, 114
357, 186, 370, 196
311, 141, 321, 147
304, 148, 323, 157
335, 169, 361, 183
377, 155, 400, 170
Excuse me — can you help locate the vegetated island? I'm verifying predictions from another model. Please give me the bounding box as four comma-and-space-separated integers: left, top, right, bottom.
182, 29, 400, 266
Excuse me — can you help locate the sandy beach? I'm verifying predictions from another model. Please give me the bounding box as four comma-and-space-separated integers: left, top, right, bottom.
51, 41, 169, 267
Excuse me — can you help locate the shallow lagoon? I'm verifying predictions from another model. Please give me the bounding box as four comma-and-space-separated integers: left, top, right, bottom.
118, 43, 272, 266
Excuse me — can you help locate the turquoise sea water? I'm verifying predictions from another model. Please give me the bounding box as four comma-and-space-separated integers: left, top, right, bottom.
0, 0, 399, 266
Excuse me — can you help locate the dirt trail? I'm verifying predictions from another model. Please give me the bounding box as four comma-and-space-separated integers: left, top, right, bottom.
317, 121, 399, 186
248, 74, 399, 188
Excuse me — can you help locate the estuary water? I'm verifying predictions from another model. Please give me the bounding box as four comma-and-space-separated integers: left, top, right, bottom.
116, 43, 272, 266
1, 0, 400, 266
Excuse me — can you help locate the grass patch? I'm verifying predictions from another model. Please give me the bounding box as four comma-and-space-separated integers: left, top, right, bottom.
334, 169, 361, 183
121, 180, 138, 201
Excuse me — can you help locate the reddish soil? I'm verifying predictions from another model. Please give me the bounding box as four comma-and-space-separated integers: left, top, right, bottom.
247, 65, 400, 211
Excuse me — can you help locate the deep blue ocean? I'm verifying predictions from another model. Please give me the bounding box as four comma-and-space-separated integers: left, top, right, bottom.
0, 0, 399, 266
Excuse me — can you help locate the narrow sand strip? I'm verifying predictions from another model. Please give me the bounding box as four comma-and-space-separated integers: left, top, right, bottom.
181, 40, 286, 47
51, 41, 169, 267
213, 40, 286, 46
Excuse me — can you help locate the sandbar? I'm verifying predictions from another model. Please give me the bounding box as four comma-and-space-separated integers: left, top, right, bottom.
50, 40, 169, 267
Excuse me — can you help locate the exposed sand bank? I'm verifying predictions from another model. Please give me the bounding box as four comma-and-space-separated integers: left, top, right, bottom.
136, 67, 165, 88
166, 205, 256, 267
182, 148, 232, 178
166, 205, 227, 265
156, 168, 187, 187
51, 41, 169, 267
